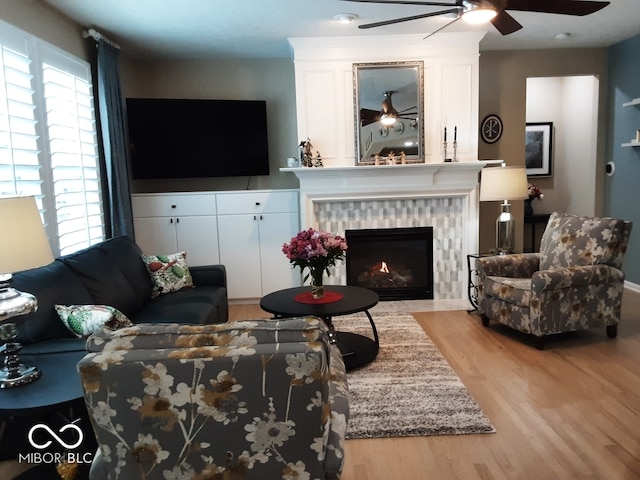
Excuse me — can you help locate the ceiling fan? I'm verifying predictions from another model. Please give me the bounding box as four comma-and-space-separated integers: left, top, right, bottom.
361, 91, 418, 127
340, 0, 610, 36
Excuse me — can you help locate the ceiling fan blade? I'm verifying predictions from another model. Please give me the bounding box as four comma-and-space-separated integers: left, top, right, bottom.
423, 14, 461, 40
505, 0, 610, 16
341, 0, 461, 7
490, 10, 523, 35
359, 8, 460, 29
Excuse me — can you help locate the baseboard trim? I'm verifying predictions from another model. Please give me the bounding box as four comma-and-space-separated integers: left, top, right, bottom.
625, 281, 640, 294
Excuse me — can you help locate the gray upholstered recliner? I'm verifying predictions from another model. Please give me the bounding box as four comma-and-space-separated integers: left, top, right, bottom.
78, 316, 348, 479
476, 211, 632, 349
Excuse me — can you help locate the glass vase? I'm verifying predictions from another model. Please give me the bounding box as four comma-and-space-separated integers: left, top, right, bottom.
310, 268, 325, 299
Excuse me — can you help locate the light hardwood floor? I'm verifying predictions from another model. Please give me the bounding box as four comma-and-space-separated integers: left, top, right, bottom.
3, 290, 640, 479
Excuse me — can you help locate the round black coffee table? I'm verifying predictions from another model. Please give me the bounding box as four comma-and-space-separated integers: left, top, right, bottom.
260, 286, 379, 371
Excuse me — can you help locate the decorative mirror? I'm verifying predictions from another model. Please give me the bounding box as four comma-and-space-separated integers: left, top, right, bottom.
353, 61, 424, 165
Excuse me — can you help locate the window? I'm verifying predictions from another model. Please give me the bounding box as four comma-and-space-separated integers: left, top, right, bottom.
0, 20, 104, 256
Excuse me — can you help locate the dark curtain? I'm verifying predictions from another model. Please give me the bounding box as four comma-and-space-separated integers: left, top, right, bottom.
95, 39, 134, 239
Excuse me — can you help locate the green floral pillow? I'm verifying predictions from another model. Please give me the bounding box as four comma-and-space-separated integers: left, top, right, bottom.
55, 304, 133, 338
142, 251, 194, 298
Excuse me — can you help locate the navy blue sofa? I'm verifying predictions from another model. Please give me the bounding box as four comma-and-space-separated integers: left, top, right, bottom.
12, 236, 228, 355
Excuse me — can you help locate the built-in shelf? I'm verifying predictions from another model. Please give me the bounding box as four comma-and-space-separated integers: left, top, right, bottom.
621, 98, 639, 146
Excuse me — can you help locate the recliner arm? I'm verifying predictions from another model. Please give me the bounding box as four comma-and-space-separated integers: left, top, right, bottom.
476, 253, 540, 279
531, 264, 625, 293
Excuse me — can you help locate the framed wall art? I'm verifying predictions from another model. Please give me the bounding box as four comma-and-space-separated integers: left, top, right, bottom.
525, 122, 553, 177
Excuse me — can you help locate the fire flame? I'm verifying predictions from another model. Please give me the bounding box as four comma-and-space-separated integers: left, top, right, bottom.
380, 261, 390, 274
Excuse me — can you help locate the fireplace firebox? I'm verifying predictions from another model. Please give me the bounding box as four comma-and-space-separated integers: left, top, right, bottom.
345, 227, 433, 301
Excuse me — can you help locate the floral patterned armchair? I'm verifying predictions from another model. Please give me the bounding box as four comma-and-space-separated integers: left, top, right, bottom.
476, 212, 632, 349
77, 316, 348, 480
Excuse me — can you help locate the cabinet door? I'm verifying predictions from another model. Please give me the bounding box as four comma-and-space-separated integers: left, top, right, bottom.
133, 217, 178, 255
217, 215, 262, 299
259, 212, 301, 295
175, 216, 219, 266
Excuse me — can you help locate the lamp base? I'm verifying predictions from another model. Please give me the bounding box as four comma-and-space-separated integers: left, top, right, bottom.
0, 336, 41, 388
496, 201, 516, 255
0, 362, 41, 388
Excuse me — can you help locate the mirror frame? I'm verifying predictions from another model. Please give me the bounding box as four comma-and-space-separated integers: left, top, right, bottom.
353, 61, 424, 165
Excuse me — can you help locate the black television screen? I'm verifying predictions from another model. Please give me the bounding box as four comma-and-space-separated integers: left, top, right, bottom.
126, 98, 270, 179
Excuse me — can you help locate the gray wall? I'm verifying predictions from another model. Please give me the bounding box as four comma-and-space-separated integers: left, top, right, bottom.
605, 34, 640, 284
0, 0, 88, 60
478, 48, 609, 254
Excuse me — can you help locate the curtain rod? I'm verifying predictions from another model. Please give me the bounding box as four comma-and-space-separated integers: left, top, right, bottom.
82, 28, 120, 49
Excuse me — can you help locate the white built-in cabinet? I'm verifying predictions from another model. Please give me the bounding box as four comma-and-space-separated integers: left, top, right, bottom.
132, 193, 219, 266
216, 191, 300, 299
131, 190, 300, 300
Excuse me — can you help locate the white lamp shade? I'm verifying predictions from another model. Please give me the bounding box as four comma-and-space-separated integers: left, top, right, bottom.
479, 166, 529, 202
0, 196, 54, 273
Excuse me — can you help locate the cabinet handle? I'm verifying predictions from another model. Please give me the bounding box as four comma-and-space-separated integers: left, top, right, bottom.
171, 205, 176, 209
255, 202, 261, 206
170, 218, 173, 224
176, 218, 180, 223
254, 215, 257, 220
260, 215, 263, 220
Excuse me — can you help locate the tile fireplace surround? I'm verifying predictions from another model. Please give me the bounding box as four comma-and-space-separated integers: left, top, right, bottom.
282, 161, 498, 300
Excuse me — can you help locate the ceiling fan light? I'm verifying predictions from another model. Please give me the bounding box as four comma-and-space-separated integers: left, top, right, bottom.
334, 13, 358, 24
380, 114, 397, 126
462, 3, 497, 24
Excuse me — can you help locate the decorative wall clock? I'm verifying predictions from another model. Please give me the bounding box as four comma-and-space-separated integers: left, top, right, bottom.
481, 114, 503, 144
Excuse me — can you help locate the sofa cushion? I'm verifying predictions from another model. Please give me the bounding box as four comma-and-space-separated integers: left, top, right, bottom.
98, 236, 153, 306
133, 301, 219, 326
55, 304, 133, 338
12, 261, 93, 344
60, 245, 142, 317
539, 212, 626, 270
142, 251, 194, 298
133, 286, 225, 325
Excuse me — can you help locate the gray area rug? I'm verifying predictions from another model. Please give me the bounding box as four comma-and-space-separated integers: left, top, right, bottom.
338, 311, 495, 439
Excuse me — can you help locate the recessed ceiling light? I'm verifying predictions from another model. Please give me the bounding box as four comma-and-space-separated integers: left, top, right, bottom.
334, 13, 358, 24
555, 32, 571, 40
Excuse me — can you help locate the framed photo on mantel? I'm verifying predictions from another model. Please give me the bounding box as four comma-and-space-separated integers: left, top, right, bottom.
525, 122, 553, 177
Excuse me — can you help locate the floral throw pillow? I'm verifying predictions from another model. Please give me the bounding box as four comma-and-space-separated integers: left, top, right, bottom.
142, 251, 194, 298
55, 304, 133, 338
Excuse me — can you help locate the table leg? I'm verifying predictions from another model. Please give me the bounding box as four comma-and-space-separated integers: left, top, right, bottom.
321, 316, 338, 344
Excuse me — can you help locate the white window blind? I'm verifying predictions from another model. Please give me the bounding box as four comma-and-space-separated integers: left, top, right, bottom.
0, 20, 104, 256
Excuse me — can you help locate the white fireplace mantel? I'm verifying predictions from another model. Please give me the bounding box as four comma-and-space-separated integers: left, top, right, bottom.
281, 160, 500, 224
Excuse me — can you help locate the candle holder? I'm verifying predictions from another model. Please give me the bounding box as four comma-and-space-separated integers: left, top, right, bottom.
453, 140, 458, 162
443, 141, 448, 162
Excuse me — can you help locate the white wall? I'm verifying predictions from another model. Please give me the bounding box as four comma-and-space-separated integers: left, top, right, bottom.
526, 75, 599, 216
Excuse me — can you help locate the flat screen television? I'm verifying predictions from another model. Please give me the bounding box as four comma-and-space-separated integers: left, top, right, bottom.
126, 98, 270, 179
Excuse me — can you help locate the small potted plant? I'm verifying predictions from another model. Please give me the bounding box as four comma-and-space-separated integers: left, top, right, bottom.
282, 228, 347, 299
526, 183, 544, 216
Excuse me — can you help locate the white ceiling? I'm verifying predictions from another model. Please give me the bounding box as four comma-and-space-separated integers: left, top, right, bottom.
44, 0, 640, 59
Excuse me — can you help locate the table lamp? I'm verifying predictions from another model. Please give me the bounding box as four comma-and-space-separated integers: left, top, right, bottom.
479, 164, 528, 255
0, 196, 54, 388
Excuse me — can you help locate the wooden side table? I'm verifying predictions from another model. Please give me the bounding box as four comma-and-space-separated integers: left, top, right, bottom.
0, 349, 96, 474
524, 214, 551, 253
467, 253, 498, 312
